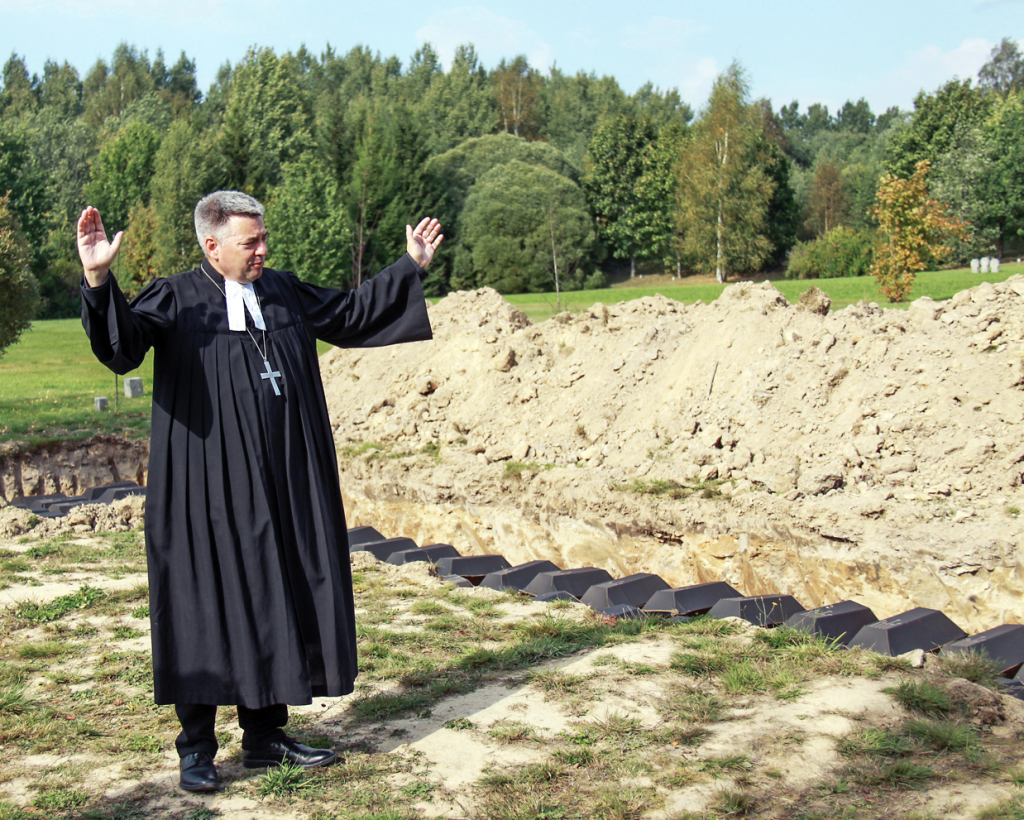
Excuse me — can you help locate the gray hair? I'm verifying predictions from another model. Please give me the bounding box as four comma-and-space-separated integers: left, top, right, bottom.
194, 191, 265, 253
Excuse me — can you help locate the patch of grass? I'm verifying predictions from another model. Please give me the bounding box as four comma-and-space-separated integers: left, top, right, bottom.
552, 746, 596, 766
504, 461, 555, 477
16, 640, 65, 659
838, 728, 913, 758
857, 759, 935, 788
663, 685, 722, 723
937, 648, 1002, 688
669, 650, 732, 677
410, 600, 448, 616
443, 717, 475, 730
906, 718, 978, 752
0, 685, 33, 715
488, 720, 541, 744
111, 625, 143, 640
884, 680, 951, 716
130, 605, 149, 619
977, 792, 1024, 819
16, 584, 106, 623
32, 787, 89, 811
256, 760, 314, 798
710, 788, 753, 817
525, 668, 591, 697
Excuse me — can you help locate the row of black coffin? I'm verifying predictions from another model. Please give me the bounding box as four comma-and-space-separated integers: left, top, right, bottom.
349, 526, 1024, 690
8, 481, 146, 518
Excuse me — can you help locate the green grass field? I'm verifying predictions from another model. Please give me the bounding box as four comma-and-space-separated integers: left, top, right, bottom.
3, 263, 1021, 448
0, 320, 153, 446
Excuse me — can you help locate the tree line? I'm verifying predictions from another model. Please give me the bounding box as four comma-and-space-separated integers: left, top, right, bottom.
0, 37, 1022, 337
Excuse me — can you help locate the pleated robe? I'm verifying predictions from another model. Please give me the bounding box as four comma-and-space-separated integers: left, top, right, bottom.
81, 255, 432, 707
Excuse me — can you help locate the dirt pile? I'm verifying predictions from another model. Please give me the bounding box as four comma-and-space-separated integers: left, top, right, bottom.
321, 279, 1024, 630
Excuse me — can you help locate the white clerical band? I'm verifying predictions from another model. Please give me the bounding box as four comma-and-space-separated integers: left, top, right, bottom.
224, 280, 267, 331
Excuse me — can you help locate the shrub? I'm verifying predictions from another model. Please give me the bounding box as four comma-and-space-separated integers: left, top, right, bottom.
786, 226, 874, 280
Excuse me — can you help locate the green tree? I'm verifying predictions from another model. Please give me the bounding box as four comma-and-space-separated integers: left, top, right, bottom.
582, 113, 659, 277
265, 153, 352, 288
216, 47, 313, 200
418, 44, 496, 155
979, 37, 1024, 98
885, 79, 991, 178
82, 43, 157, 127
676, 64, 776, 282
38, 59, 82, 118
806, 159, 850, 236
0, 193, 40, 356
540, 68, 633, 171
86, 118, 162, 234
457, 160, 596, 293
493, 55, 541, 139
149, 118, 212, 275
871, 160, 965, 302
981, 90, 1024, 257
0, 54, 39, 116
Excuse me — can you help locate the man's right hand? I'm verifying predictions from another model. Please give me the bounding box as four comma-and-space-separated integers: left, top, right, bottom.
77, 206, 124, 288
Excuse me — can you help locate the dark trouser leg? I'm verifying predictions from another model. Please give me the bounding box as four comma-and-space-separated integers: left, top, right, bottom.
175, 704, 218, 758
238, 704, 289, 751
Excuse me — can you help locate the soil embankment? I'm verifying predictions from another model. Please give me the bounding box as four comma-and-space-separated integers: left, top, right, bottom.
321, 279, 1024, 630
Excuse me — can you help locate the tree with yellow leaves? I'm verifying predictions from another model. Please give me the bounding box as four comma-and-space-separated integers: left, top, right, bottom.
870, 160, 966, 302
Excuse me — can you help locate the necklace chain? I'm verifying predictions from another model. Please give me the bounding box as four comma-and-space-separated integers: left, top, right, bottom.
200, 263, 269, 361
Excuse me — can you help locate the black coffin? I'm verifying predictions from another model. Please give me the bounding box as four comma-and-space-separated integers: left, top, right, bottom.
351, 536, 418, 561
434, 555, 512, 583
523, 567, 614, 599
581, 573, 670, 610
480, 560, 562, 593
848, 608, 967, 655
347, 526, 386, 548
786, 600, 879, 646
387, 544, 461, 565
707, 595, 805, 627
643, 581, 743, 616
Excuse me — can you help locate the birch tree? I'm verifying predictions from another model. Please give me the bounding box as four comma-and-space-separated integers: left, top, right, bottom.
676, 64, 775, 282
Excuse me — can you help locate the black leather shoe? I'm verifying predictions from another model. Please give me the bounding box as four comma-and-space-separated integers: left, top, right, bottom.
242, 736, 338, 769
179, 752, 220, 792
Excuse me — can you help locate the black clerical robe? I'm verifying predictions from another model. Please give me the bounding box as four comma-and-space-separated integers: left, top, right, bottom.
81, 256, 432, 707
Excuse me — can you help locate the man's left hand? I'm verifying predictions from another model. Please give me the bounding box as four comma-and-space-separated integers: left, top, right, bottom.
406, 218, 443, 270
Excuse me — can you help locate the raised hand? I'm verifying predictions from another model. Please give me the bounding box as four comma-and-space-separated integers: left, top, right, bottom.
405, 217, 444, 270
77, 206, 124, 287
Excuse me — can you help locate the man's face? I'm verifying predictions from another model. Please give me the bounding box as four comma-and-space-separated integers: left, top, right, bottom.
206, 215, 269, 283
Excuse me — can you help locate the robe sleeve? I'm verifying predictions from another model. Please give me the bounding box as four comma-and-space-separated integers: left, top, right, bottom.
293, 253, 433, 349
81, 274, 177, 375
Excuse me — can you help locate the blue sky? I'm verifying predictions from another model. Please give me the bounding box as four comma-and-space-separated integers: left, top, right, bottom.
2, 0, 1020, 115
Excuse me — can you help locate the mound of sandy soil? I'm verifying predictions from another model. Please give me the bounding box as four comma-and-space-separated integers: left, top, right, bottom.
321, 279, 1024, 630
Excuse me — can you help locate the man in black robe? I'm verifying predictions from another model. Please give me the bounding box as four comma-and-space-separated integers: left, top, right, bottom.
77, 191, 442, 792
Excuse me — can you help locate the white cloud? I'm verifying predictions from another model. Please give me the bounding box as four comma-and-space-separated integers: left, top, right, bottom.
880, 37, 993, 105
415, 7, 553, 72
621, 16, 708, 51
